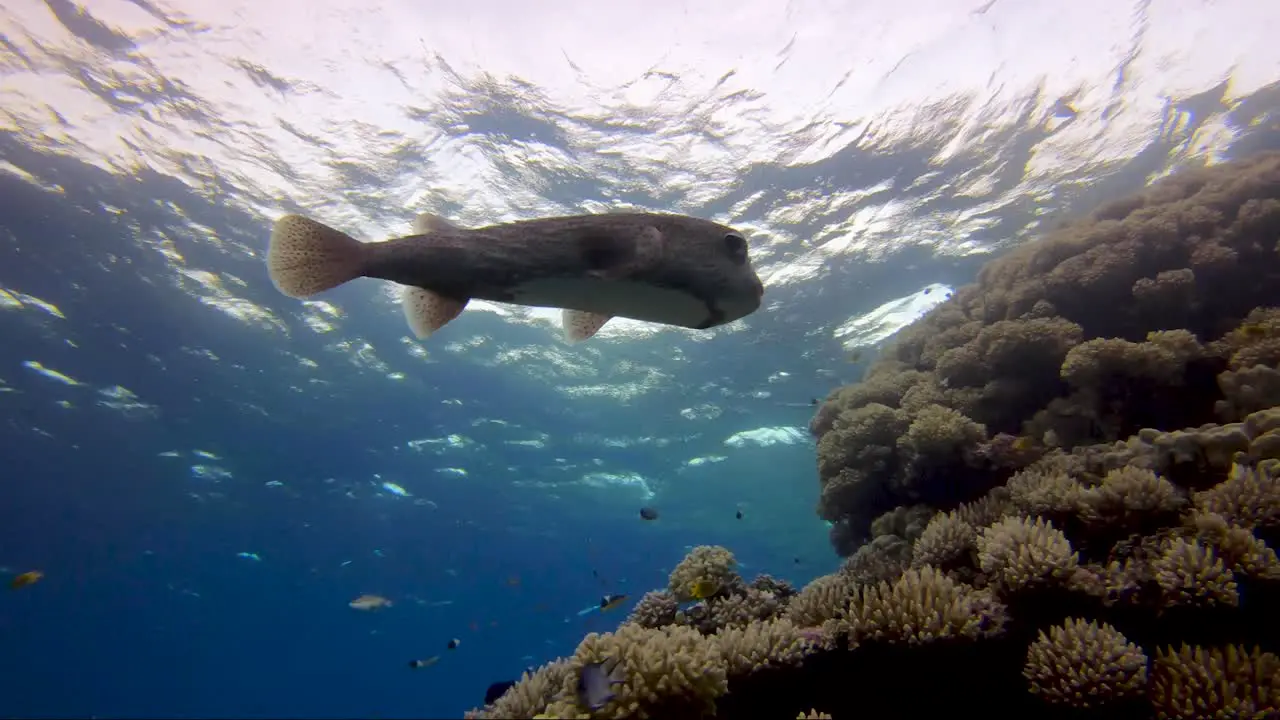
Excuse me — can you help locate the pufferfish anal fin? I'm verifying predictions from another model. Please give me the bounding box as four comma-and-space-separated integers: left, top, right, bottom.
413, 212, 462, 234
563, 309, 612, 342
403, 286, 468, 339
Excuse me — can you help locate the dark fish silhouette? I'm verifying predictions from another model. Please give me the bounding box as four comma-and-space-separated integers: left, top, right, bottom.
484, 680, 515, 704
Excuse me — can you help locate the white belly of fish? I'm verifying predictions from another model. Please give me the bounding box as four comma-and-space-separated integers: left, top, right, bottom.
510, 276, 711, 328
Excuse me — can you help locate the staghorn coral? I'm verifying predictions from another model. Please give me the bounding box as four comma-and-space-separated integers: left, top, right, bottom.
783, 572, 854, 630
748, 573, 796, 600
466, 660, 573, 719
838, 566, 1006, 646
625, 590, 679, 629
1150, 644, 1280, 719
668, 545, 739, 603
1006, 467, 1086, 518
555, 623, 728, 720
976, 516, 1079, 593
911, 510, 976, 569
1194, 462, 1280, 532
1023, 618, 1148, 708
1188, 511, 1280, 581
838, 534, 912, 584
713, 618, 818, 677
699, 588, 783, 632
1079, 466, 1186, 528
1149, 537, 1239, 608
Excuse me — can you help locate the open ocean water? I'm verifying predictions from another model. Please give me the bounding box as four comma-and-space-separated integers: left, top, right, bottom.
2, 1, 1280, 718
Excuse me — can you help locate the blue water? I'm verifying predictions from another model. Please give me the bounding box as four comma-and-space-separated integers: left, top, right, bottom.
2, 3, 1279, 717
0, 141, 837, 718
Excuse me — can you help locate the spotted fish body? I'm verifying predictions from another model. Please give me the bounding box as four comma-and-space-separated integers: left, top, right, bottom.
267, 211, 764, 342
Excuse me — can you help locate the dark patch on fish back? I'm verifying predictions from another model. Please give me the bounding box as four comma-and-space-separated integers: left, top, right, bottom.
578, 233, 633, 272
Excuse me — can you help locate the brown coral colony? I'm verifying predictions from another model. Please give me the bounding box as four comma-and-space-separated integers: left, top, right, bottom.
469, 152, 1280, 719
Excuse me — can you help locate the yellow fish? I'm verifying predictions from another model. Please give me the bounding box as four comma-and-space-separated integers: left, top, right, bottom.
10, 570, 43, 589
349, 593, 393, 611
1011, 436, 1035, 451
690, 580, 720, 600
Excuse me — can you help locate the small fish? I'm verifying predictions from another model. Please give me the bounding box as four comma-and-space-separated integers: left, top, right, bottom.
408, 656, 440, 669
349, 594, 393, 611
10, 570, 42, 589
599, 593, 628, 611
735, 510, 743, 520
484, 680, 516, 704
381, 481, 411, 497
267, 212, 765, 342
447, 638, 461, 650
794, 557, 802, 564
577, 658, 626, 710
848, 350, 863, 363
1011, 436, 1036, 451
689, 580, 720, 600
638, 506, 659, 521
236, 552, 262, 561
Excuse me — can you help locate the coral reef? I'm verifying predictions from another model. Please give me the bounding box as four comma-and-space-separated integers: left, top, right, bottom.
466, 152, 1280, 719
812, 151, 1280, 550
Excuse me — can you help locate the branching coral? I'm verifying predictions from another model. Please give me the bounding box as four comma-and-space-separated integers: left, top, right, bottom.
555, 624, 728, 720
713, 618, 818, 677
1150, 537, 1239, 609
976, 516, 1079, 593
469, 152, 1280, 720
911, 510, 976, 569
1023, 618, 1148, 708
466, 660, 573, 719
1194, 462, 1280, 532
809, 152, 1280, 550
625, 590, 679, 629
1079, 466, 1186, 528
668, 545, 739, 603
838, 566, 1006, 646
1150, 644, 1280, 719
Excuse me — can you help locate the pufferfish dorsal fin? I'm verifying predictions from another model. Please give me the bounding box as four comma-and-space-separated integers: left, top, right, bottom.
413, 212, 462, 234
563, 309, 612, 342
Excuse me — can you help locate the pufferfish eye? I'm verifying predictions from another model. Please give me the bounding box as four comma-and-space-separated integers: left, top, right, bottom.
723, 232, 748, 264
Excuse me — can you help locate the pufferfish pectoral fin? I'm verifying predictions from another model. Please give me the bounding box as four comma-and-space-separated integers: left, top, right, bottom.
562, 309, 612, 342
403, 286, 468, 339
